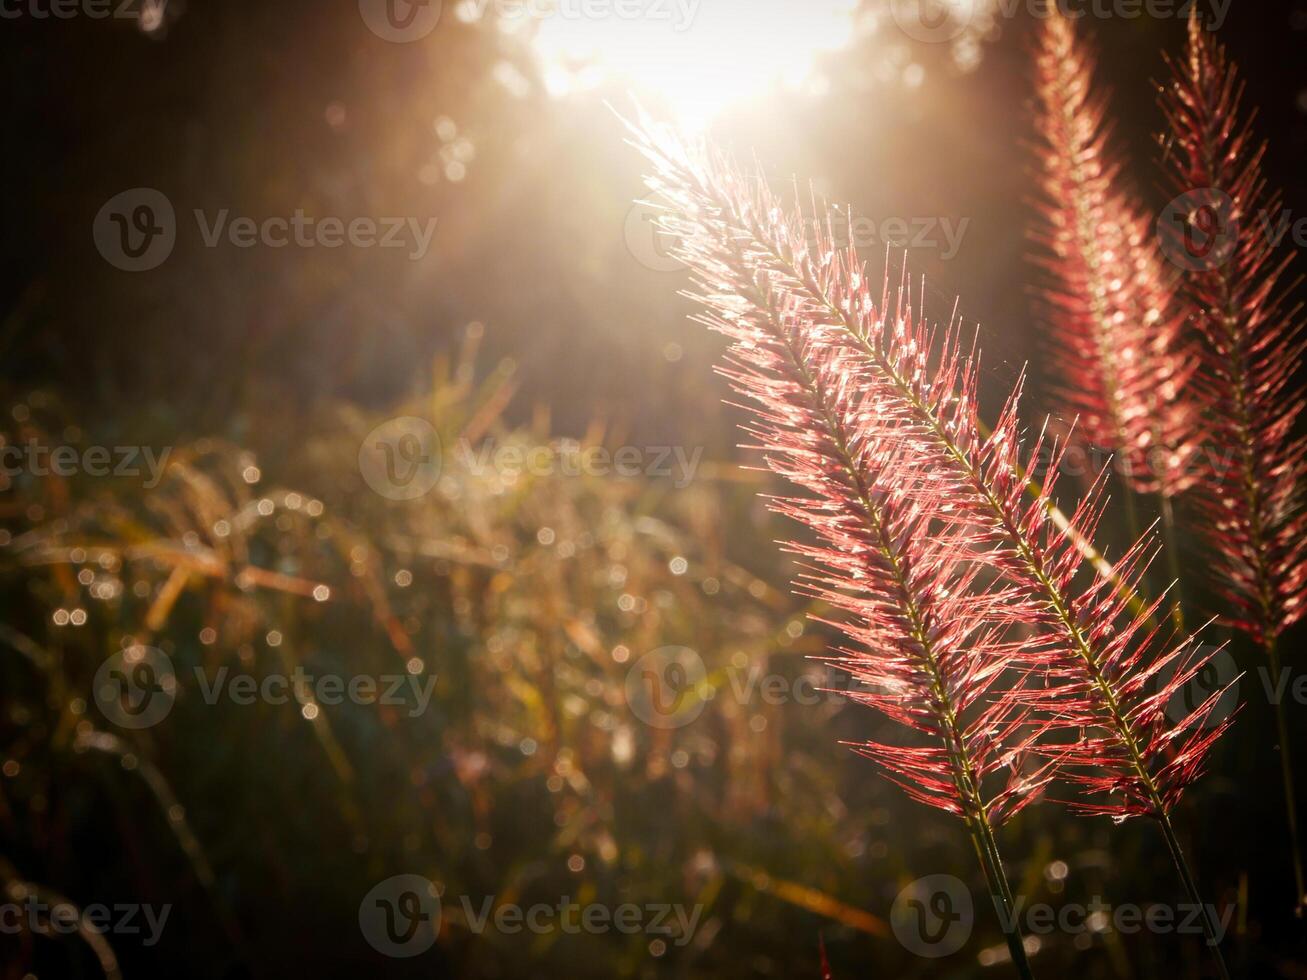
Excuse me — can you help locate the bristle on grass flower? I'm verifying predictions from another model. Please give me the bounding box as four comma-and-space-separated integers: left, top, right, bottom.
1160, 12, 1307, 914
1030, 12, 1201, 503
626, 109, 1232, 977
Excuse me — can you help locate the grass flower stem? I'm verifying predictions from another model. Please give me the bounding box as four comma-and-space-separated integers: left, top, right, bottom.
1157, 812, 1232, 979
967, 816, 1035, 979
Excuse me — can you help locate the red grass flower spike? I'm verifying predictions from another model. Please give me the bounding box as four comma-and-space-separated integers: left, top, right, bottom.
1159, 16, 1307, 647
1031, 13, 1201, 498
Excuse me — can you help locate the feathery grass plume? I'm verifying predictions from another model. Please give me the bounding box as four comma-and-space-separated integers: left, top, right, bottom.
628, 111, 1232, 976
1030, 12, 1201, 506
1160, 13, 1307, 914
626, 117, 1047, 978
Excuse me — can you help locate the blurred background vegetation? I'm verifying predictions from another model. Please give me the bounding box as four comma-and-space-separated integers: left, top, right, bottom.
1, 0, 1306, 976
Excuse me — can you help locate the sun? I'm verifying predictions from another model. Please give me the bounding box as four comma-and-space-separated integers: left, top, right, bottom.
519, 0, 862, 127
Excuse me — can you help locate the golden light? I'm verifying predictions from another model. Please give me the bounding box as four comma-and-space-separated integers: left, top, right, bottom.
520, 0, 863, 127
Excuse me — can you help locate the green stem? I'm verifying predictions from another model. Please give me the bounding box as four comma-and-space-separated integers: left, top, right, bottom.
1266, 637, 1307, 916
968, 817, 1035, 980
1157, 812, 1232, 980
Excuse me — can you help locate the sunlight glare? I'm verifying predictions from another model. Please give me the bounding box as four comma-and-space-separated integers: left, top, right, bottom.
526, 0, 862, 127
